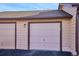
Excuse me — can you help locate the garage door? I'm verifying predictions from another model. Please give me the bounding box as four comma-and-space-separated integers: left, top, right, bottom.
29, 22, 61, 51
0, 23, 15, 49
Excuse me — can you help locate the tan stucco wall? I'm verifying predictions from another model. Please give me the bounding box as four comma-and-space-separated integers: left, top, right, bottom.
0, 18, 75, 55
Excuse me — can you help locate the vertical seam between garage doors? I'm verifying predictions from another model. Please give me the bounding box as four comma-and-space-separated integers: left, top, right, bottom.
28, 21, 62, 51
0, 22, 16, 49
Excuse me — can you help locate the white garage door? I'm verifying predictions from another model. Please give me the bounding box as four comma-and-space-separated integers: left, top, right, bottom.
0, 23, 15, 49
30, 23, 60, 51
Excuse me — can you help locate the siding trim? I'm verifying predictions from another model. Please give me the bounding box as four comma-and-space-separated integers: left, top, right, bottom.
60, 22, 62, 51
0, 22, 16, 49
28, 21, 62, 51
76, 7, 78, 55
15, 22, 17, 49
28, 22, 30, 50
0, 17, 72, 20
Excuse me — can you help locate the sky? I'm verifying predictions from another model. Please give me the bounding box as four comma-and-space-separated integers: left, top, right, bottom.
0, 3, 59, 11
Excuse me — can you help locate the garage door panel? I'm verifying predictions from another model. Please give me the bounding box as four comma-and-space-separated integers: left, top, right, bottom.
30, 38, 60, 43
30, 23, 60, 51
30, 43, 60, 50
0, 23, 15, 49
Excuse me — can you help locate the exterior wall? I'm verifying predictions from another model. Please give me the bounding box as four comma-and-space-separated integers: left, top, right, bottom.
62, 20, 71, 51
0, 18, 75, 54
16, 20, 28, 50
61, 6, 77, 55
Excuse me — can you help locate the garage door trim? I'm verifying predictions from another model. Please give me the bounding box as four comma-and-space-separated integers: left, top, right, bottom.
0, 22, 16, 49
28, 21, 62, 51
